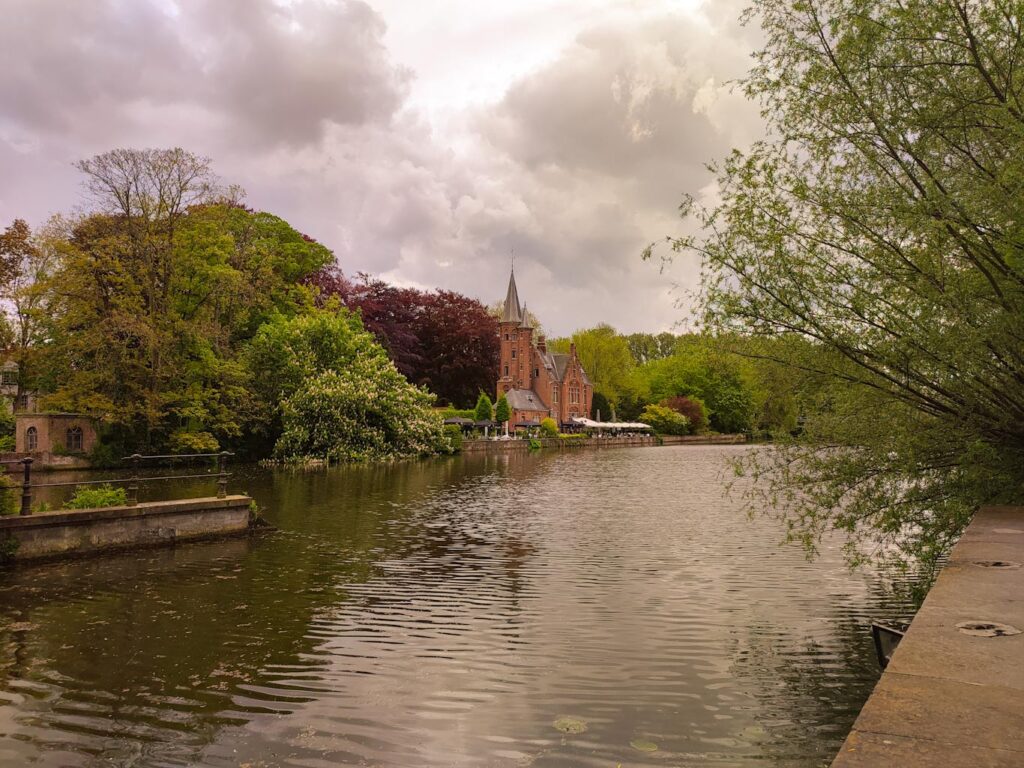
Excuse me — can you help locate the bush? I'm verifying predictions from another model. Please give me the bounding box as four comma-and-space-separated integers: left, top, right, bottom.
558, 433, 588, 440
0, 474, 16, 515
527, 437, 542, 451
443, 424, 463, 453
168, 430, 220, 454
639, 404, 690, 436
0, 435, 14, 453
64, 484, 127, 510
661, 396, 708, 433
474, 393, 494, 422
441, 407, 475, 420
540, 417, 558, 438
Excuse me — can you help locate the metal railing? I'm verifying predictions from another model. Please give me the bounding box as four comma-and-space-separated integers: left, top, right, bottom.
3, 452, 233, 516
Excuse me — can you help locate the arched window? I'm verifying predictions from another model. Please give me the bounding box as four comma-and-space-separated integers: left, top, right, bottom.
26, 426, 37, 451
66, 426, 83, 453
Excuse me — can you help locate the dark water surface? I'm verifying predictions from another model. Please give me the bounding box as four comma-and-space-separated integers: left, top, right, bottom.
0, 446, 915, 767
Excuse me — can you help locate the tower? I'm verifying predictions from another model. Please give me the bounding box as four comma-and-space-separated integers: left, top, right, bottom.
497, 268, 522, 396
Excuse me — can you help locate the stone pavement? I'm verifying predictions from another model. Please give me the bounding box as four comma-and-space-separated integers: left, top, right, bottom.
831, 506, 1024, 767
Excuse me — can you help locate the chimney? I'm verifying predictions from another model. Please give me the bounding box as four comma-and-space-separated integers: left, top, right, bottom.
570, 342, 577, 358
537, 335, 546, 353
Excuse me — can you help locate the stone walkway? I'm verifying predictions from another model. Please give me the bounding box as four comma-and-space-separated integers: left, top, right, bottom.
832, 505, 1024, 767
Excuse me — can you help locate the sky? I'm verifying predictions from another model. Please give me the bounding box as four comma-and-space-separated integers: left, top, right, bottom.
0, 0, 763, 336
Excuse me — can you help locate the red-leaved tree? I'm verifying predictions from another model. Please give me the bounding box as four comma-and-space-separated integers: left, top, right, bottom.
661, 395, 707, 434
306, 266, 498, 406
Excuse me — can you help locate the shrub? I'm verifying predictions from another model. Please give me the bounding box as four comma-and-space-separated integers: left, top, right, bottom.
0, 474, 16, 515
639, 404, 690, 436
540, 417, 558, 438
558, 433, 588, 441
443, 424, 463, 453
64, 484, 127, 510
474, 393, 494, 422
495, 394, 511, 424
441, 407, 475, 420
168, 430, 220, 454
527, 437, 542, 451
660, 396, 708, 433
0, 435, 14, 453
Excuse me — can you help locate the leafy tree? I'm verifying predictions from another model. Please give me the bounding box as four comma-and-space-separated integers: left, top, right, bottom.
474, 392, 493, 422
310, 268, 499, 406
252, 307, 446, 461
658, 0, 1024, 569
638, 404, 689, 436
494, 393, 511, 425
661, 396, 708, 434
540, 417, 558, 437
591, 390, 611, 421
550, 324, 637, 409
625, 332, 678, 364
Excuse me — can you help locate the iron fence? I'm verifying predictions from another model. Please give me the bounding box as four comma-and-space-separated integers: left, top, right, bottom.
2, 452, 233, 516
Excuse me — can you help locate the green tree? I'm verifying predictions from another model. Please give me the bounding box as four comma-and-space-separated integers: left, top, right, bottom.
550, 324, 637, 409
494, 393, 511, 425
658, 0, 1024, 570
252, 307, 446, 462
638, 404, 689, 436
474, 392, 493, 422
540, 417, 558, 437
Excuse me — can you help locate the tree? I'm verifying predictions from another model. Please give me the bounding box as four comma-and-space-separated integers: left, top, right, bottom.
251, 307, 446, 461
658, 0, 1024, 570
591, 390, 611, 421
540, 417, 558, 437
495, 393, 511, 425
310, 267, 499, 406
638, 404, 689, 436
661, 395, 708, 434
550, 324, 637, 409
474, 392, 493, 422
626, 332, 678, 364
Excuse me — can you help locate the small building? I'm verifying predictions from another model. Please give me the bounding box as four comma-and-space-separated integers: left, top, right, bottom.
16, 413, 98, 456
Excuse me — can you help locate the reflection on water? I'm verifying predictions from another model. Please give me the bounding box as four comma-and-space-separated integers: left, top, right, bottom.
0, 446, 916, 766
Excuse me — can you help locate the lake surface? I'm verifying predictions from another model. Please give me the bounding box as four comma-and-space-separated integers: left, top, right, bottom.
0, 445, 916, 767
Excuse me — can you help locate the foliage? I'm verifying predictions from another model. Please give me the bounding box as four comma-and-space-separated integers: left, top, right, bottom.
661, 396, 708, 434
65, 484, 127, 510
0, 535, 18, 563
590, 390, 611, 421
625, 332, 678, 365
0, 474, 16, 515
441, 407, 475, 420
260, 308, 447, 462
540, 417, 558, 438
494, 394, 511, 424
527, 437, 542, 450
558, 432, 588, 441
0, 435, 14, 453
654, 0, 1024, 570
550, 324, 637, 407
443, 424, 463, 453
309, 267, 499, 407
638, 404, 690, 436
168, 430, 219, 454
33, 149, 332, 453
474, 392, 493, 422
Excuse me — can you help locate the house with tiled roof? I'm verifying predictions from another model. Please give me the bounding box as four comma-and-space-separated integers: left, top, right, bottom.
496, 269, 593, 429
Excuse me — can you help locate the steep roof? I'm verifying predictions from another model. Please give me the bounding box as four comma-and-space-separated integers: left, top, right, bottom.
501, 269, 522, 324
505, 388, 545, 411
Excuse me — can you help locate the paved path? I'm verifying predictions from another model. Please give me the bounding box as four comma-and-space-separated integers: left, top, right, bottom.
832, 505, 1024, 767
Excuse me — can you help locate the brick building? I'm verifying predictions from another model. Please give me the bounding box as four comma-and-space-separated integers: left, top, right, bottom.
496, 269, 593, 428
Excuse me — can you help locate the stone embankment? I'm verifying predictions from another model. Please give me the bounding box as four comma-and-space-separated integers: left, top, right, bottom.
831, 505, 1024, 767
460, 433, 746, 455
0, 495, 255, 563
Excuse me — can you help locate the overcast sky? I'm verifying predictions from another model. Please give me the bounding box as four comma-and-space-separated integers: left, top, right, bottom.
0, 0, 762, 336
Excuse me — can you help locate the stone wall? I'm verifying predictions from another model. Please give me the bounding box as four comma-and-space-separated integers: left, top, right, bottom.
0, 495, 253, 562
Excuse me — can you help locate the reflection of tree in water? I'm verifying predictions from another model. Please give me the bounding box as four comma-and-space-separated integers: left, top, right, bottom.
0, 452, 550, 765
727, 573, 918, 765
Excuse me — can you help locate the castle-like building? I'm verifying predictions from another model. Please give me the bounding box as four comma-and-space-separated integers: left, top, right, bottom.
497, 269, 593, 427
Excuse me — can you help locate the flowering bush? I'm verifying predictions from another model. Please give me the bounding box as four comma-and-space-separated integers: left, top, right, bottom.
274, 351, 446, 462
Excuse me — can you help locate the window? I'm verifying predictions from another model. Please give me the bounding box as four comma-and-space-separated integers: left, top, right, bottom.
504, 365, 509, 376
505, 333, 509, 340
26, 426, 37, 451
511, 349, 516, 359
534, 368, 539, 378
1, 369, 16, 386
16, 394, 28, 411
66, 426, 83, 453
569, 384, 580, 404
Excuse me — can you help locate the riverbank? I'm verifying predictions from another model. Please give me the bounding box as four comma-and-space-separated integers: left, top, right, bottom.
460, 433, 746, 454
831, 505, 1024, 767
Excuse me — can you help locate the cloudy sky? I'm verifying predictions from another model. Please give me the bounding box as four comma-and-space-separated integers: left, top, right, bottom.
0, 0, 762, 336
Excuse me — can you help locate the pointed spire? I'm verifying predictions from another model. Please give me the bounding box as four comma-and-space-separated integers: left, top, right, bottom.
519, 302, 533, 330
501, 267, 522, 324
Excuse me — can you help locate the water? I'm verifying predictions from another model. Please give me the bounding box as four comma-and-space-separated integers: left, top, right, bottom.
0, 445, 916, 767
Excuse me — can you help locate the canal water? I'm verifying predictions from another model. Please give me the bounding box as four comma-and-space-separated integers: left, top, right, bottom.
0, 445, 916, 767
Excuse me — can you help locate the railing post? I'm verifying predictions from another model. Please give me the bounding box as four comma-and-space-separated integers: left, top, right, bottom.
127, 453, 141, 507
217, 451, 230, 499
19, 457, 32, 516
